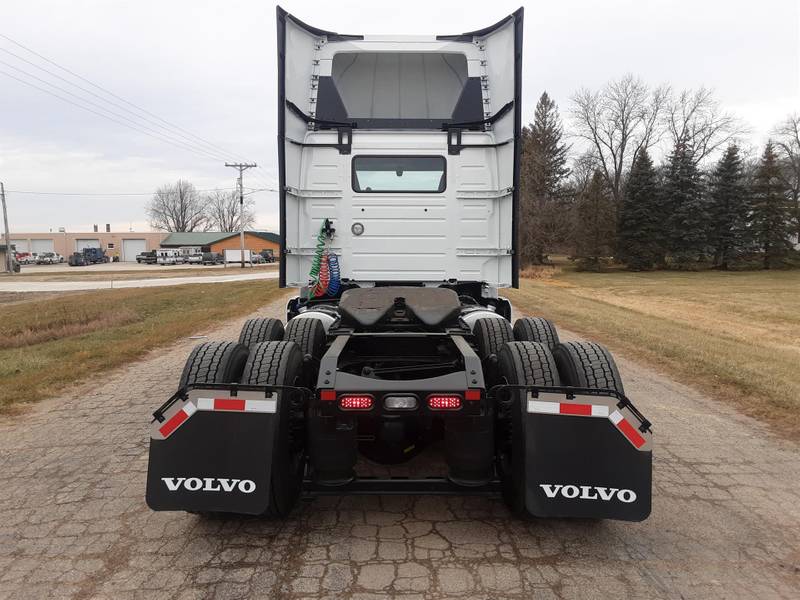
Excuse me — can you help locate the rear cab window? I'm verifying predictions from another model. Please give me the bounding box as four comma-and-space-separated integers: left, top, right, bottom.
352, 156, 446, 193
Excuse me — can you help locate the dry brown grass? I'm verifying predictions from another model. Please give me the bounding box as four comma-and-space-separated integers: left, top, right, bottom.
518, 264, 562, 280
0, 280, 285, 409
0, 306, 138, 349
505, 269, 800, 438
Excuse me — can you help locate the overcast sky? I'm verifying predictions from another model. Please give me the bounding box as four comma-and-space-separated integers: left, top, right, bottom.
0, 0, 798, 233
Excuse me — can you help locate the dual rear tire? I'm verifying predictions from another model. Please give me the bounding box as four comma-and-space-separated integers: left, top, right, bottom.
178, 330, 308, 518
497, 318, 625, 515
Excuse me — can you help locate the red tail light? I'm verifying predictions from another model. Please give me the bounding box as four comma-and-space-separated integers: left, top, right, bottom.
320, 389, 336, 401
464, 389, 482, 401
427, 394, 462, 410
339, 395, 374, 410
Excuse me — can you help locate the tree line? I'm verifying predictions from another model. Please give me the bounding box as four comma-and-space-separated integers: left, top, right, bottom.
520, 76, 800, 270
146, 179, 256, 232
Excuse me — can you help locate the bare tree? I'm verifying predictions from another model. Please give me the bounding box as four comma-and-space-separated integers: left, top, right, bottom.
666, 87, 744, 165
147, 180, 208, 232
772, 114, 800, 236
205, 189, 256, 232
570, 74, 670, 205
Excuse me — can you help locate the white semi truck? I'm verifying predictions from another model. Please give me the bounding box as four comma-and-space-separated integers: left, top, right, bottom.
146, 6, 652, 521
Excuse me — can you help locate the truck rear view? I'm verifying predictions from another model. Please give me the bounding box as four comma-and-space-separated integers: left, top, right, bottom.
146, 6, 652, 522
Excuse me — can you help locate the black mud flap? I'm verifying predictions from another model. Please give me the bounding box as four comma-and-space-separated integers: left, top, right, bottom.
146, 386, 283, 515
517, 389, 651, 521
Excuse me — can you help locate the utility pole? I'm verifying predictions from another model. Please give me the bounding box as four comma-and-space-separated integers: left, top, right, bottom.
1, 182, 13, 275
225, 162, 257, 268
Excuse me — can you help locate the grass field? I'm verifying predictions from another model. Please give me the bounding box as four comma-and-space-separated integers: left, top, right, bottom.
0, 280, 285, 410
505, 266, 800, 437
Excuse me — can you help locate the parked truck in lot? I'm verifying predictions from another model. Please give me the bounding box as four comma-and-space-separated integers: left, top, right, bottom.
146, 6, 652, 521
68, 247, 109, 266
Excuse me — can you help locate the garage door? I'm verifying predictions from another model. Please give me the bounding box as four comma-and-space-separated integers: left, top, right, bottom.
76, 239, 101, 252
122, 239, 147, 262
31, 239, 55, 254
10, 239, 29, 252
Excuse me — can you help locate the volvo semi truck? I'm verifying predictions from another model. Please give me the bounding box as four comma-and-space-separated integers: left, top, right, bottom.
146, 6, 652, 521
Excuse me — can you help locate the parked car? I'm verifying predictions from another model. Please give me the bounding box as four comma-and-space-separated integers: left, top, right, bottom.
156, 249, 187, 265
260, 249, 276, 263
251, 253, 266, 264
136, 250, 157, 264
186, 254, 203, 264
35, 252, 63, 265
15, 252, 34, 264
201, 252, 224, 265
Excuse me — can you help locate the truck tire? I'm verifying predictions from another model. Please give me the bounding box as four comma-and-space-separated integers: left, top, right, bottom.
238, 318, 285, 347
241, 341, 305, 518
473, 317, 513, 360
284, 317, 326, 360
513, 317, 560, 350
553, 341, 624, 394
178, 341, 249, 388
497, 341, 560, 514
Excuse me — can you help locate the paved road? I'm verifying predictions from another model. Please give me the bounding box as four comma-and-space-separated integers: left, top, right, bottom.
0, 270, 278, 292
1, 297, 798, 599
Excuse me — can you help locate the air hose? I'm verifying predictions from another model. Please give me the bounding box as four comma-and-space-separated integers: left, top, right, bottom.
307, 223, 327, 295
308, 220, 341, 299
327, 254, 340, 296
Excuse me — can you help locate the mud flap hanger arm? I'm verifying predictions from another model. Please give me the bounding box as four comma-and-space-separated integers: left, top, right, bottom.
487, 383, 652, 433
151, 383, 314, 424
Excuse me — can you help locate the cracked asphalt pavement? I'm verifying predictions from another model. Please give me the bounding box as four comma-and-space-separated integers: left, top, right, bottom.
1, 295, 799, 599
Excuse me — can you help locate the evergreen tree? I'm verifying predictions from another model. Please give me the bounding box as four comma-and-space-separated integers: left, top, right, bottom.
573, 170, 616, 270
663, 142, 710, 266
750, 142, 795, 269
519, 92, 570, 265
618, 150, 662, 270
707, 145, 751, 269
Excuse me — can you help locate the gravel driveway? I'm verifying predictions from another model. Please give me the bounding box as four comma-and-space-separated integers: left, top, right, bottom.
1, 295, 798, 599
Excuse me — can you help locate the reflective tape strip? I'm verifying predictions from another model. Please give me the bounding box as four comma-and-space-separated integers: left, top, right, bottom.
158, 402, 196, 438
215, 398, 245, 411
528, 400, 608, 418
591, 404, 609, 417
528, 401, 646, 449
610, 410, 646, 449
244, 399, 277, 413
528, 400, 560, 414
196, 398, 277, 414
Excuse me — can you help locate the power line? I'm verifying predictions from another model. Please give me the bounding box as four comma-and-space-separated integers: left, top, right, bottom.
0, 32, 279, 185
0, 63, 228, 163
0, 69, 230, 164
0, 48, 231, 162
0, 33, 255, 166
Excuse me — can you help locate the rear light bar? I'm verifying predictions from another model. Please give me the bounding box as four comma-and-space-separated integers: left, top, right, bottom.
427, 394, 462, 410
338, 394, 374, 410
